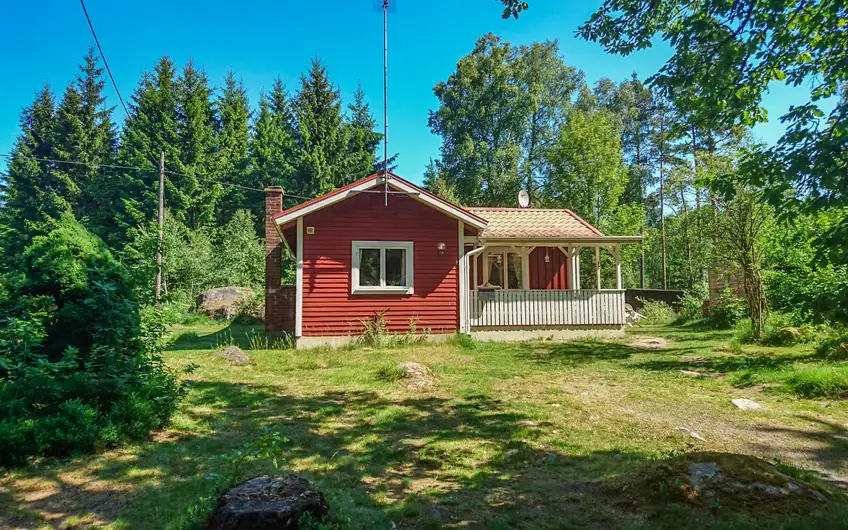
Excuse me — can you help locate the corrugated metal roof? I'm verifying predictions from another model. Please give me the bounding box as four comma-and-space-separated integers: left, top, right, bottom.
467, 208, 603, 239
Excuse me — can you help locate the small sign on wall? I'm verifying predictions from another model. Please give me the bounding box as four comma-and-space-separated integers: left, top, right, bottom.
306, 226, 315, 235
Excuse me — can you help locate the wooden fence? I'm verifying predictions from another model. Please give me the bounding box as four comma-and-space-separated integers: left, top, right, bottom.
468, 289, 626, 328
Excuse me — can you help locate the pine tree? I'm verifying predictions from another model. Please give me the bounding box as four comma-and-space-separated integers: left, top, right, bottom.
216, 70, 252, 223
175, 59, 221, 229
249, 79, 298, 228
345, 82, 381, 181
0, 86, 66, 263
52, 48, 117, 225
649, 93, 685, 289
293, 57, 349, 197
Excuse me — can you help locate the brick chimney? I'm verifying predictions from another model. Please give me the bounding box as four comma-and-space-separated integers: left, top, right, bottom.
265, 187, 284, 333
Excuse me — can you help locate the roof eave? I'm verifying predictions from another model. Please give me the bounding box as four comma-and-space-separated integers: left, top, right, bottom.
473, 236, 644, 245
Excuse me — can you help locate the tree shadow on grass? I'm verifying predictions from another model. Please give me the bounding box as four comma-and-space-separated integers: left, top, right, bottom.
0, 381, 652, 529
166, 322, 266, 351
525, 340, 636, 367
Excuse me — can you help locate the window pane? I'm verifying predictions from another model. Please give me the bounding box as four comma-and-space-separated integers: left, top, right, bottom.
486, 254, 504, 287
385, 248, 406, 286
507, 253, 522, 289
359, 248, 381, 286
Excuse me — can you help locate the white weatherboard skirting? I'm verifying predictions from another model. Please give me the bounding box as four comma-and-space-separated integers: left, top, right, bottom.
471, 327, 624, 342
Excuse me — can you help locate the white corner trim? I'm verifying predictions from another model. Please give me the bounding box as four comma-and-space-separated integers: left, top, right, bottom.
295, 217, 303, 337
458, 221, 466, 334
351, 241, 414, 295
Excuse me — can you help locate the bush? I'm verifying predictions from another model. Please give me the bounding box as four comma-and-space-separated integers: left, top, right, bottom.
736, 312, 824, 346
782, 367, 848, 399
815, 327, 848, 360
708, 293, 747, 329
637, 298, 676, 325
375, 362, 405, 382
674, 282, 708, 324
0, 216, 187, 466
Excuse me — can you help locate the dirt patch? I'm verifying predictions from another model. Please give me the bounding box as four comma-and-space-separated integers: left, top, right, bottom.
629, 336, 670, 350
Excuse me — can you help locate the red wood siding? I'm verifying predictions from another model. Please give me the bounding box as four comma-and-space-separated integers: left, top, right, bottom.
529, 247, 569, 289
301, 192, 459, 336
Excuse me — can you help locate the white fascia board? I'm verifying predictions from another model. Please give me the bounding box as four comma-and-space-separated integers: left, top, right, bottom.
274, 177, 488, 230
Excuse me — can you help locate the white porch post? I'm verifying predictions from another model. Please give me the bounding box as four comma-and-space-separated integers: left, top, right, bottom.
574, 246, 581, 290
614, 245, 622, 290
472, 246, 478, 291
595, 246, 602, 289
458, 221, 466, 334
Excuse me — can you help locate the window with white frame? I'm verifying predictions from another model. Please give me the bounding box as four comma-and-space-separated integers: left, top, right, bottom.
351, 241, 414, 294
485, 251, 523, 289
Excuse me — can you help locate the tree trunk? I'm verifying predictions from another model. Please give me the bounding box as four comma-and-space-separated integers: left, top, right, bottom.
680, 186, 693, 287
660, 159, 667, 289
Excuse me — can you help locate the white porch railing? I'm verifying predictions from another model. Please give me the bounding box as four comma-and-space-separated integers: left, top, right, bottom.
468, 289, 626, 328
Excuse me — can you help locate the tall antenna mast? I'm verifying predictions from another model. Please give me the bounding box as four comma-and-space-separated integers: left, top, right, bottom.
376, 0, 395, 206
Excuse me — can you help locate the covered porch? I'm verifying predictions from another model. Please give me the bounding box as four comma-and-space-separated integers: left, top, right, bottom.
459, 238, 638, 334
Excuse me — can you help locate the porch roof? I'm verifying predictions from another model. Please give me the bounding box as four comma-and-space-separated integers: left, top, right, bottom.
467, 207, 604, 239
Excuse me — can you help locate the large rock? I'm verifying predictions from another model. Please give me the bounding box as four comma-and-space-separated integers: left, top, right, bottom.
212, 346, 249, 366
605, 452, 830, 515
207, 475, 329, 529
197, 287, 253, 320
398, 362, 434, 389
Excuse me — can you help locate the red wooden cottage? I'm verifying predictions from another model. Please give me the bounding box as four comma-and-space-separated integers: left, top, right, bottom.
265, 172, 640, 348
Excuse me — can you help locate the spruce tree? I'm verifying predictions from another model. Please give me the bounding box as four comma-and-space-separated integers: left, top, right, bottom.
175, 59, 221, 229
105, 56, 180, 247
293, 58, 349, 197
249, 79, 297, 226
52, 48, 117, 225
0, 86, 66, 263
345, 83, 381, 180
216, 70, 251, 223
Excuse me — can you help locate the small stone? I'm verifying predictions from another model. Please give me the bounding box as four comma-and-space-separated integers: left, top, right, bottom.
679, 427, 706, 441
212, 346, 250, 365
517, 420, 538, 427
680, 370, 710, 377
550, 403, 562, 408
731, 398, 763, 410
505, 449, 520, 458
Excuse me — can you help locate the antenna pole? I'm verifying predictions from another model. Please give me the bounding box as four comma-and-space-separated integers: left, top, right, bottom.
382, 0, 389, 206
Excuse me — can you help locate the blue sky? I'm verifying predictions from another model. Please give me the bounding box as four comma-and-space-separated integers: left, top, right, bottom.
0, 0, 815, 185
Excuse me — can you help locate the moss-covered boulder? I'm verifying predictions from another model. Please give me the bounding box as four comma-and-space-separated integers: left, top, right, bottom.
606, 452, 835, 516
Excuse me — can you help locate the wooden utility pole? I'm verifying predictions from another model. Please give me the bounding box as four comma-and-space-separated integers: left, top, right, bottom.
155, 151, 164, 305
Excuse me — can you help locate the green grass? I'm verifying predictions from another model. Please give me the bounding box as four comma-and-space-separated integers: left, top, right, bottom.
2, 322, 847, 529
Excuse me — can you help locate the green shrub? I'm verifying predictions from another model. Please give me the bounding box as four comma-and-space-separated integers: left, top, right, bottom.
782, 367, 848, 399
375, 362, 405, 382
708, 293, 747, 329
674, 282, 708, 324
447, 332, 476, 350
0, 216, 187, 466
815, 327, 848, 360
737, 312, 824, 345
637, 298, 677, 325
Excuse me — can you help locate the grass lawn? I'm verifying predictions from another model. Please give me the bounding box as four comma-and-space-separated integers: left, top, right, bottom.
2, 322, 847, 529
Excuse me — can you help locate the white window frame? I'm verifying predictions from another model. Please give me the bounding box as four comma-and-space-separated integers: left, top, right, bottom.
483, 249, 526, 290
351, 241, 414, 295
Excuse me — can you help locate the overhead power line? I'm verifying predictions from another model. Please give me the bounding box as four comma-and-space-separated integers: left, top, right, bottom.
0, 152, 311, 199
79, 0, 131, 120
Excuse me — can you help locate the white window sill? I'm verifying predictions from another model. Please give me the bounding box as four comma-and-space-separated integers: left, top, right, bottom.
352, 287, 414, 296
